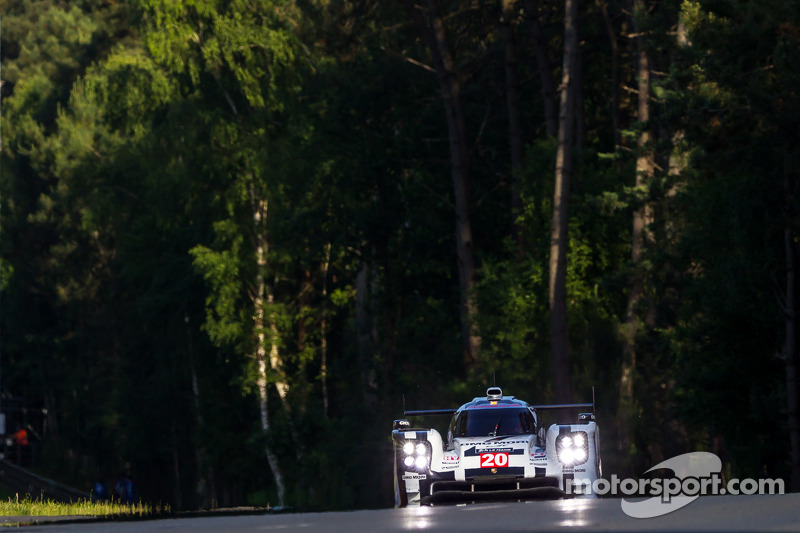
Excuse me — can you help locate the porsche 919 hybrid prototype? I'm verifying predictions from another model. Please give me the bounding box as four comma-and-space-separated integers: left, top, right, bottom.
392, 387, 601, 506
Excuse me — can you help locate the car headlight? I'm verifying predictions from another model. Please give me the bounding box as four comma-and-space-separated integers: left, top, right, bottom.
399, 439, 431, 471
557, 431, 589, 466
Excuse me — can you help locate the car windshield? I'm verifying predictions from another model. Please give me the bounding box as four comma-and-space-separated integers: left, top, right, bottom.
453, 407, 535, 438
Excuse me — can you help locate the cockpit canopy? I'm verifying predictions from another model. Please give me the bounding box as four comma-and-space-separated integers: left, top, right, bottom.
450, 407, 536, 438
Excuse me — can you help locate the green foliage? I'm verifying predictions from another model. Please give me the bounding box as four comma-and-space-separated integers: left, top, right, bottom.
1, 0, 799, 510
645, 0, 800, 479
191, 243, 247, 348
0, 495, 169, 518
477, 249, 548, 393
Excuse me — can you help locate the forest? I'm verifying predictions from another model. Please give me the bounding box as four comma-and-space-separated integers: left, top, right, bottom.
0, 0, 798, 510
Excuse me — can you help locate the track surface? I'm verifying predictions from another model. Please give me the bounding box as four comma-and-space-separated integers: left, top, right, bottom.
10, 493, 800, 532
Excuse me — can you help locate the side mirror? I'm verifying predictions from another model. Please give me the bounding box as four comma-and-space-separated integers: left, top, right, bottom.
393, 419, 411, 431
537, 426, 547, 447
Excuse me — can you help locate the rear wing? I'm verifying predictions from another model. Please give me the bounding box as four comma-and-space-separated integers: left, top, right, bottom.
403, 409, 457, 417
532, 402, 595, 424
535, 386, 596, 414
403, 403, 594, 416
393, 408, 457, 431
396, 388, 597, 429
531, 402, 593, 411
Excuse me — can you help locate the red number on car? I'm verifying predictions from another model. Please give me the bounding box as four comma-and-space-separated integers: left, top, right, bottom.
480, 452, 509, 468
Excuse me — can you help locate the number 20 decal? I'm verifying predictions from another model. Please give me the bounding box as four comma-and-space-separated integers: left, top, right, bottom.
480, 452, 509, 468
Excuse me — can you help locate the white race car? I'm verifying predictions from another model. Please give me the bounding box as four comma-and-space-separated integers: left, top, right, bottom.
392, 387, 600, 506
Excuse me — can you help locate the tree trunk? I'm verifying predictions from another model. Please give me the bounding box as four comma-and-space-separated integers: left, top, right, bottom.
549, 0, 579, 404
172, 426, 182, 511
404, 0, 480, 368
575, 44, 585, 156
523, 0, 558, 137
185, 312, 217, 509
596, 0, 620, 148
784, 157, 800, 492
502, 0, 525, 245
297, 268, 311, 355
265, 288, 305, 459
251, 192, 286, 508
320, 242, 331, 419
618, 0, 654, 454
356, 262, 379, 410
250, 188, 303, 470
256, 354, 285, 508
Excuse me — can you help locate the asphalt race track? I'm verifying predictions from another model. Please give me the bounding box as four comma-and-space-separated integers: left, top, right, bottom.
12, 493, 800, 532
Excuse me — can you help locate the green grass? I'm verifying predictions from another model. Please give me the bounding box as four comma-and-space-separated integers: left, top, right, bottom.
0, 494, 170, 517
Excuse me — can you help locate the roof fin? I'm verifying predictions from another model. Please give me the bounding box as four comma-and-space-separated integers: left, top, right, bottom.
486, 387, 503, 401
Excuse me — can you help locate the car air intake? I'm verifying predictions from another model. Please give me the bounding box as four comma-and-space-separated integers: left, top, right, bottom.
486, 387, 503, 401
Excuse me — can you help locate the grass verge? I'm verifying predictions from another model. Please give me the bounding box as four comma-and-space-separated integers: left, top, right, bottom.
0, 494, 169, 518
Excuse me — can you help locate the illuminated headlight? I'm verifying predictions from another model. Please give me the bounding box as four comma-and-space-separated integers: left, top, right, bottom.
398, 439, 431, 471
556, 431, 589, 466
560, 448, 574, 464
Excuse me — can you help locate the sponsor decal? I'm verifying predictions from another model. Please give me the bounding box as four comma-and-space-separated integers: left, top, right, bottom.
402, 474, 427, 480
479, 447, 512, 453
464, 445, 525, 457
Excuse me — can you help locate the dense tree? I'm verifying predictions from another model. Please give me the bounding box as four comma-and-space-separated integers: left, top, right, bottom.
548, 0, 579, 404
656, 0, 800, 489
1, 0, 799, 509
401, 0, 481, 370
